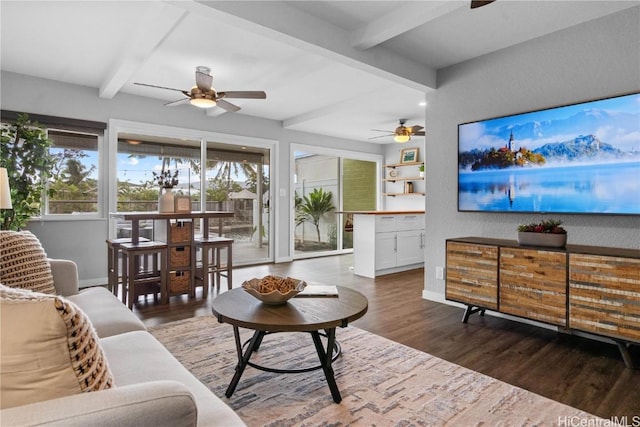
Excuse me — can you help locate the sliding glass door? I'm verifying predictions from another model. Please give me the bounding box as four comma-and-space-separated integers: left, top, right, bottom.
113, 127, 272, 266
204, 141, 270, 264
293, 148, 378, 259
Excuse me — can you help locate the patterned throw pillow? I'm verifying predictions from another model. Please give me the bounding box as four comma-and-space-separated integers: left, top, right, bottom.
0, 284, 115, 409
0, 230, 56, 294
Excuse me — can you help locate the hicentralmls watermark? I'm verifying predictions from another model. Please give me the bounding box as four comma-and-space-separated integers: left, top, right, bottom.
558, 416, 640, 427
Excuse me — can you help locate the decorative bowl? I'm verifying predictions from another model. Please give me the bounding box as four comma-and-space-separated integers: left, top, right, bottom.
241, 276, 307, 305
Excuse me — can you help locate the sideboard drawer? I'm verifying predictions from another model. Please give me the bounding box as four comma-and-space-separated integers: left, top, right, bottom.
569, 254, 640, 342
500, 248, 567, 326
446, 241, 498, 310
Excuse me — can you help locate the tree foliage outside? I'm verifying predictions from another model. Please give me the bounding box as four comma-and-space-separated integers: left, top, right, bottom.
0, 114, 55, 230
294, 191, 306, 228
48, 149, 98, 214
206, 176, 243, 202
298, 188, 335, 242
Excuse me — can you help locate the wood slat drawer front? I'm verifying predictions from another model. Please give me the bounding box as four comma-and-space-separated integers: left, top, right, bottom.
499, 248, 567, 326
446, 241, 498, 310
569, 254, 640, 342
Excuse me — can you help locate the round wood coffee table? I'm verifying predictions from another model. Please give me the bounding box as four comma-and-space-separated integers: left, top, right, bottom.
211, 286, 368, 403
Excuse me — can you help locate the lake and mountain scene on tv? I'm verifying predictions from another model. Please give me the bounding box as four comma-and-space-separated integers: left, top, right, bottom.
458, 93, 640, 215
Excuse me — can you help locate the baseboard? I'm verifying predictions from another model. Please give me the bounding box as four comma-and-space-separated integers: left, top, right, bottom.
423, 290, 453, 305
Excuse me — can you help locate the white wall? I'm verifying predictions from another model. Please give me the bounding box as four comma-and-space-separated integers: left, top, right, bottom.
423, 7, 640, 300
0, 71, 382, 284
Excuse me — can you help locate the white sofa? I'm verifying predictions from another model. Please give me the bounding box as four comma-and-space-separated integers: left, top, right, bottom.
1, 259, 245, 427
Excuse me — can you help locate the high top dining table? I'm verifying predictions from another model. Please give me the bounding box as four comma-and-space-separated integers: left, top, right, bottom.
109, 211, 234, 245
109, 211, 234, 303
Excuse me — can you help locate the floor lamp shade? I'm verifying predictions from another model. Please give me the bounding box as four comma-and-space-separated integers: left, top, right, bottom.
0, 168, 12, 209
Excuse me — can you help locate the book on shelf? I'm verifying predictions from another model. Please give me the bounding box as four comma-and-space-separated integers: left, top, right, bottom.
297, 284, 339, 297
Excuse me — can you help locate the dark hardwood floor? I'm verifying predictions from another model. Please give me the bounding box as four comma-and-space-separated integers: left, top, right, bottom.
134, 254, 640, 419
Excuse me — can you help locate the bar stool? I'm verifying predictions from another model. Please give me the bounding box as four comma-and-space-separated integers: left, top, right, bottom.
106, 237, 149, 298
194, 237, 234, 298
119, 241, 168, 309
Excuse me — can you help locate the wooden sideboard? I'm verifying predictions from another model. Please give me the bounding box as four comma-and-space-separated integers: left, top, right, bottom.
445, 237, 640, 368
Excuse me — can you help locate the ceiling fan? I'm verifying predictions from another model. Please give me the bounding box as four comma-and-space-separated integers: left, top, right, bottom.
470, 0, 496, 8
134, 66, 266, 112
370, 119, 425, 143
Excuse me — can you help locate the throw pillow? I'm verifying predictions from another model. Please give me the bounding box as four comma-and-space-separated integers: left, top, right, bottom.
0, 284, 115, 409
0, 230, 56, 294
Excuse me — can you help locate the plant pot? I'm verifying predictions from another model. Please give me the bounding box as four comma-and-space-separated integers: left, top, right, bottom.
419, 171, 424, 178
517, 231, 567, 248
158, 187, 175, 213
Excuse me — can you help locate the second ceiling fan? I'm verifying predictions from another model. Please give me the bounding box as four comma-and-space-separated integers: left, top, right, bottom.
370, 119, 425, 143
134, 66, 266, 113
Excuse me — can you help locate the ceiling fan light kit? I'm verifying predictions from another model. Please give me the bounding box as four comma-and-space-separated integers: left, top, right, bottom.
189, 86, 217, 108
394, 134, 411, 143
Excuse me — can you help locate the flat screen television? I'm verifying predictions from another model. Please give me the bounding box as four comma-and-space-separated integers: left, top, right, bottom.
458, 92, 640, 215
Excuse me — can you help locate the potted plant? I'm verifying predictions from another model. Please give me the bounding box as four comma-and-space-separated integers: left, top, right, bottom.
153, 168, 179, 213
517, 219, 567, 247
418, 164, 425, 178
0, 114, 55, 230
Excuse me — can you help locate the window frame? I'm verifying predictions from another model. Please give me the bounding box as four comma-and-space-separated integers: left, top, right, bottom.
42, 128, 104, 221
290, 142, 383, 259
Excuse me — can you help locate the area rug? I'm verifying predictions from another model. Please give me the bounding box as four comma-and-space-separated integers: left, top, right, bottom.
149, 316, 599, 426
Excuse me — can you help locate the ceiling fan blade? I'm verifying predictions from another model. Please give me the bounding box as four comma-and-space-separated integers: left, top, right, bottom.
410, 125, 424, 133
470, 0, 495, 8
413, 131, 426, 136
218, 91, 266, 99
195, 70, 213, 91
371, 129, 394, 133
368, 134, 394, 140
134, 82, 185, 92
216, 99, 241, 112
164, 98, 190, 107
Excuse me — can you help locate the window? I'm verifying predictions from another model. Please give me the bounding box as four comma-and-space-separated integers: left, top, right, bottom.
116, 138, 201, 214
1, 111, 105, 219
47, 130, 100, 215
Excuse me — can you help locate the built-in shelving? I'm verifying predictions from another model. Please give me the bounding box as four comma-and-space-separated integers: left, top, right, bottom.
383, 162, 424, 197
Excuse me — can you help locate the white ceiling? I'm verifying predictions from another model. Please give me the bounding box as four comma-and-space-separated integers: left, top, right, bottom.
1, 1, 637, 144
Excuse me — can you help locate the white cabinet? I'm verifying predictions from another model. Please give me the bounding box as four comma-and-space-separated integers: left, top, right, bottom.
353, 213, 425, 278
374, 232, 398, 270
396, 230, 424, 266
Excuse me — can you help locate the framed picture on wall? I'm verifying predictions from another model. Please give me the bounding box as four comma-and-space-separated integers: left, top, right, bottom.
400, 148, 419, 164
174, 195, 192, 213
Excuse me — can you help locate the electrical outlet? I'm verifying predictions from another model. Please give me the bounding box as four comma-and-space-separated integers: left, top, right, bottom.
435, 266, 444, 280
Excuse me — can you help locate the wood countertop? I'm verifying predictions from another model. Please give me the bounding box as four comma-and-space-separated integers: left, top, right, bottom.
335, 211, 425, 215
